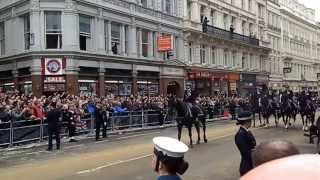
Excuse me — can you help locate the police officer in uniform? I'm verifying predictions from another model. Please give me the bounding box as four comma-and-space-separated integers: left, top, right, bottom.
47, 101, 62, 151
235, 111, 256, 176
152, 137, 189, 180
95, 102, 107, 141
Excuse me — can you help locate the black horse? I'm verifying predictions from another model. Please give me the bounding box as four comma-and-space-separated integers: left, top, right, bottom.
300, 99, 316, 131
280, 98, 298, 129
250, 94, 262, 127
168, 97, 207, 148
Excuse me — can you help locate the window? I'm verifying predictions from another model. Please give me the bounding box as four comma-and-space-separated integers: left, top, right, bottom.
224, 49, 228, 66
45, 11, 62, 49
165, 0, 172, 15
241, 0, 245, 9
141, 29, 149, 57
242, 21, 246, 35
232, 51, 236, 67
210, 10, 215, 26
250, 54, 253, 69
200, 6, 205, 23
111, 22, 121, 55
0, 22, 5, 55
242, 53, 246, 69
188, 43, 192, 62
141, 0, 147, 7
200, 45, 206, 64
23, 14, 30, 50
223, 14, 228, 30
211, 47, 215, 65
79, 15, 91, 51
248, 0, 252, 11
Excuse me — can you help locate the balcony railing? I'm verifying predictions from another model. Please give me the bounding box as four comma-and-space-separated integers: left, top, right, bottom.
204, 25, 259, 46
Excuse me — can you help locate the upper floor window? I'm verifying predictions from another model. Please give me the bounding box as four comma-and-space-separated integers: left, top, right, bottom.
141, 29, 149, 57
200, 45, 206, 64
211, 47, 215, 65
224, 49, 228, 66
23, 14, 30, 50
111, 22, 121, 55
210, 10, 215, 26
200, 6, 205, 23
0, 22, 4, 55
79, 15, 91, 51
165, 0, 172, 15
141, 0, 148, 7
232, 51, 236, 67
248, 0, 252, 12
223, 14, 228, 30
45, 11, 62, 49
241, 0, 245, 9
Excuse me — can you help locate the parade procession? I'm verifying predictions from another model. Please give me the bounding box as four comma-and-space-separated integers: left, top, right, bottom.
1, 0, 320, 179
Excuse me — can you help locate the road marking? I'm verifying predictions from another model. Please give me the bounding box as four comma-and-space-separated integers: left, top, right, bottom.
64, 144, 85, 149
76, 154, 153, 175
116, 132, 161, 140
75, 127, 257, 175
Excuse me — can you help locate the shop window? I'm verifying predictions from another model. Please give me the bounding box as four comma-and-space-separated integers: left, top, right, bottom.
138, 80, 159, 96
23, 14, 30, 50
0, 22, 5, 55
79, 80, 97, 96
79, 15, 92, 51
141, 29, 149, 57
45, 11, 62, 49
111, 22, 121, 55
105, 80, 132, 96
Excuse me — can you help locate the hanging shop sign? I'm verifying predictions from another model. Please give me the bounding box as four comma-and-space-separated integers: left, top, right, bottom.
42, 58, 66, 75
157, 35, 173, 51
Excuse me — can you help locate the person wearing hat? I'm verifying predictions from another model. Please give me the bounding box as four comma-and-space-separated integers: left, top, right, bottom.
152, 137, 189, 180
235, 111, 256, 176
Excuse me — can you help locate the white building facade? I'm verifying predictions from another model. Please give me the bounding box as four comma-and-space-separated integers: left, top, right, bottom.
0, 0, 186, 97
183, 0, 270, 96
278, 0, 320, 92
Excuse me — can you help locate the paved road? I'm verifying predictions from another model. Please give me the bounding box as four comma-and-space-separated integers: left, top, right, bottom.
0, 120, 317, 180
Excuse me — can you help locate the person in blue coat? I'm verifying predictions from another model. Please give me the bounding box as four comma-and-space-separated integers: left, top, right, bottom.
152, 137, 189, 180
235, 111, 256, 176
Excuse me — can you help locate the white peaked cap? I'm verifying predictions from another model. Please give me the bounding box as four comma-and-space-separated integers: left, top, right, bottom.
153, 137, 189, 158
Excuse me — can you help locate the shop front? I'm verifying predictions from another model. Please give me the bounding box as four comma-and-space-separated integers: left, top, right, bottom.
105, 69, 133, 97
0, 70, 15, 94
187, 70, 238, 96
137, 71, 160, 97
239, 74, 256, 96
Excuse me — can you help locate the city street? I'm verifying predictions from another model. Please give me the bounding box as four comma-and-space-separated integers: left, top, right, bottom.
0, 119, 317, 180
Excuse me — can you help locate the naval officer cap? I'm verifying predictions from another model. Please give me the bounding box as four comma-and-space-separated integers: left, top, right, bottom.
237, 111, 252, 124
153, 137, 189, 158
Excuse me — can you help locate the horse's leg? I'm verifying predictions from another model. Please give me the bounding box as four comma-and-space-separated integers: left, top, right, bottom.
301, 115, 305, 131
194, 120, 201, 144
177, 124, 183, 141
188, 125, 193, 148
201, 118, 208, 143
259, 111, 262, 126
252, 112, 256, 128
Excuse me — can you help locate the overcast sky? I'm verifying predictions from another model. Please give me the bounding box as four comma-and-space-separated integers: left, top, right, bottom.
298, 0, 320, 22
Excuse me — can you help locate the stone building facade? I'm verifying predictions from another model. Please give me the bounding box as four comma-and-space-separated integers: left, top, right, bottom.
0, 0, 186, 97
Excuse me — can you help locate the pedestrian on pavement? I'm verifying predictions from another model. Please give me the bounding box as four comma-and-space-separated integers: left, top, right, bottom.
252, 140, 299, 167
152, 137, 189, 180
235, 111, 256, 177
47, 100, 62, 151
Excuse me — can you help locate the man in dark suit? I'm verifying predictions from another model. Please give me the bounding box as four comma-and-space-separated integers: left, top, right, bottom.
95, 102, 107, 141
47, 101, 62, 151
235, 111, 256, 176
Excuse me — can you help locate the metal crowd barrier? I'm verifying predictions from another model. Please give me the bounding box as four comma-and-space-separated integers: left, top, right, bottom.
0, 109, 228, 148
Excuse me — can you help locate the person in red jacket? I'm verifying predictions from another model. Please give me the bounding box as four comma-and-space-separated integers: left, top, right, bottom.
32, 99, 44, 121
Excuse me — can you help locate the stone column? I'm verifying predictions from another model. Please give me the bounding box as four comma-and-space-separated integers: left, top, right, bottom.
132, 66, 138, 96
106, 21, 112, 54
154, 31, 160, 59
137, 28, 142, 57
96, 16, 106, 53
30, 1, 41, 51
148, 31, 154, 57
98, 68, 105, 97
183, 0, 188, 19
63, 11, 78, 51
12, 70, 19, 91
128, 23, 137, 57
31, 67, 43, 98
190, 0, 200, 23
66, 71, 79, 96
